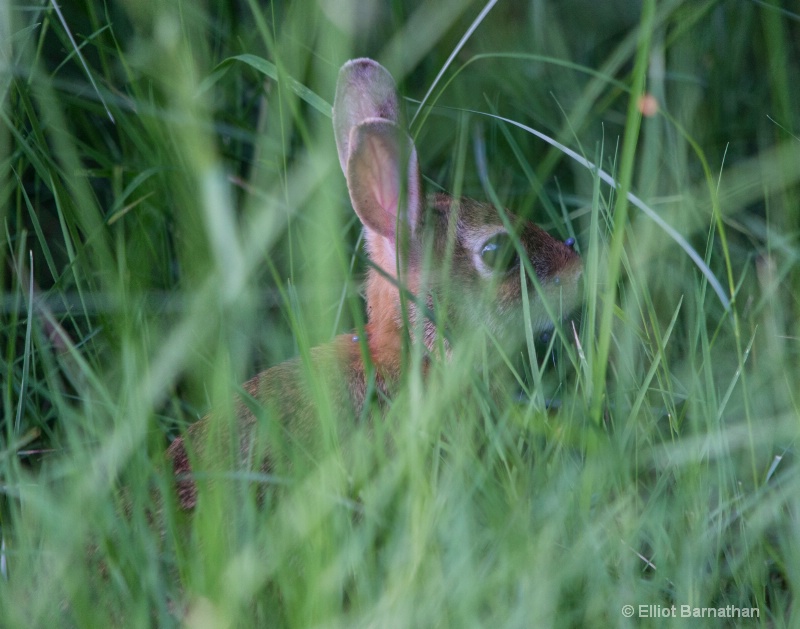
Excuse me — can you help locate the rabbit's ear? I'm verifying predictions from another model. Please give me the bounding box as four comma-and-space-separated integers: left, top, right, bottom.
333, 59, 401, 174
346, 119, 421, 242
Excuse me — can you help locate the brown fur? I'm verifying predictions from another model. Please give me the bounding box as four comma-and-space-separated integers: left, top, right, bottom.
166, 59, 582, 509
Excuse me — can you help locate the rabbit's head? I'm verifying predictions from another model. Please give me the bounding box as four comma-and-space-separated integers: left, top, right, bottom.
333, 59, 582, 361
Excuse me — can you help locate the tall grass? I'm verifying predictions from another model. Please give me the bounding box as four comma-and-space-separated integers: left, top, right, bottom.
1, 0, 799, 627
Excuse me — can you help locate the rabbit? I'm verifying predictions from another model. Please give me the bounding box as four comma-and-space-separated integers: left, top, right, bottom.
166, 58, 583, 509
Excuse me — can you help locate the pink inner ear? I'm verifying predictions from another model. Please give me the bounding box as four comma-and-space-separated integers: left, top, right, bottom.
363, 134, 401, 238
346, 118, 421, 243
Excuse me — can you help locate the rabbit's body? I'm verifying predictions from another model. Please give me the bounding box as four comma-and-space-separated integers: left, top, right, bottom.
167, 59, 582, 509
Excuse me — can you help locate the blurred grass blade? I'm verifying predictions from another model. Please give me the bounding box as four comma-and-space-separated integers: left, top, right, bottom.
200, 54, 331, 116
16, 252, 34, 434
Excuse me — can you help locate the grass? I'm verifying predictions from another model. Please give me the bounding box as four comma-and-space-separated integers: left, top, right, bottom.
2, 0, 800, 627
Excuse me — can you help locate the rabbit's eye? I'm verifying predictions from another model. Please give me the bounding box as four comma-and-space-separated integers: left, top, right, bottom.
480, 234, 520, 274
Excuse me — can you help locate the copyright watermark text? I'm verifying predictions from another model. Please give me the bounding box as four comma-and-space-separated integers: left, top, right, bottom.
621, 604, 759, 619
